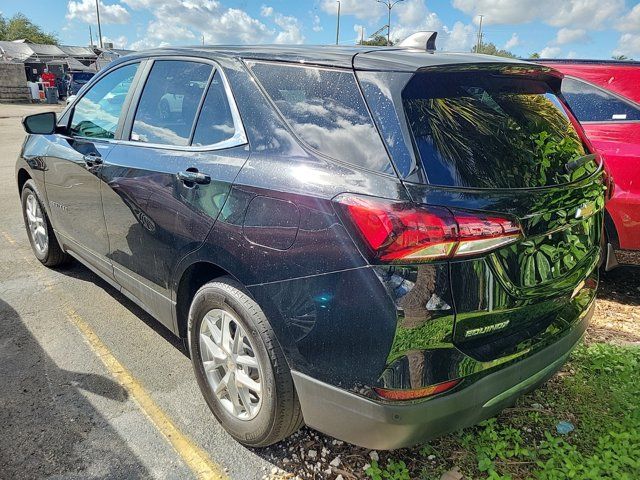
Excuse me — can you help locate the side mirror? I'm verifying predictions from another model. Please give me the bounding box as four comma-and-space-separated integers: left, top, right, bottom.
22, 111, 57, 135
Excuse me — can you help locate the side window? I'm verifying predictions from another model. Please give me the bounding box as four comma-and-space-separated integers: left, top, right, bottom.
70, 63, 139, 139
248, 62, 392, 173
192, 71, 236, 146
562, 77, 640, 122
131, 60, 212, 146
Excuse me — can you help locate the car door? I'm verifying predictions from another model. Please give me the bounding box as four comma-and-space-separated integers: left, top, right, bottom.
44, 61, 142, 279
100, 58, 249, 329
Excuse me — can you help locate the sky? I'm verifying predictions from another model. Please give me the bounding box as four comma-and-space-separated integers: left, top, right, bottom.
1, 0, 639, 59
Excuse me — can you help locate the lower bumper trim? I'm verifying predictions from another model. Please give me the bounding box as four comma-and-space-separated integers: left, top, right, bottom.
292, 305, 592, 450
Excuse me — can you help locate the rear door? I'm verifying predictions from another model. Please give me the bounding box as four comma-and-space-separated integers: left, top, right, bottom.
362, 65, 605, 361
45, 61, 141, 278
100, 58, 248, 329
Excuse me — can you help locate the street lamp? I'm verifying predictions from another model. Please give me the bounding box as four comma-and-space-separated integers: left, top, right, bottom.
377, 0, 404, 46
336, 1, 341, 45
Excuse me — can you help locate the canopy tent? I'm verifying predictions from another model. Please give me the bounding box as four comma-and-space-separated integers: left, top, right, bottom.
0, 41, 35, 63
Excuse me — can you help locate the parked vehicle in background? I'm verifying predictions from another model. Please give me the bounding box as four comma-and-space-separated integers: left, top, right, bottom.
537, 60, 640, 269
65, 70, 95, 97
17, 39, 605, 450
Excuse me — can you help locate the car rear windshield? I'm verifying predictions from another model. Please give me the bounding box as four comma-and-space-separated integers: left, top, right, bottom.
403, 70, 593, 189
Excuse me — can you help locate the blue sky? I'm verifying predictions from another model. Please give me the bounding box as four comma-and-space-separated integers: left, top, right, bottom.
1, 0, 639, 58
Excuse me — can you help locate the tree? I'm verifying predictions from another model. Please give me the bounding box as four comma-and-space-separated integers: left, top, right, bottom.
0, 13, 58, 44
472, 42, 517, 58
359, 34, 394, 46
612, 54, 632, 61
530, 52, 541, 59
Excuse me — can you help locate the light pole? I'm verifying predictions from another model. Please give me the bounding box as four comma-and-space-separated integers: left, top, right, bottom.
476, 14, 484, 53
95, 0, 103, 48
377, 0, 404, 46
336, 1, 341, 45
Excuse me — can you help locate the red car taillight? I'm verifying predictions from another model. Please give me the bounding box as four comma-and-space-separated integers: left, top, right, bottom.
374, 379, 461, 401
335, 194, 522, 263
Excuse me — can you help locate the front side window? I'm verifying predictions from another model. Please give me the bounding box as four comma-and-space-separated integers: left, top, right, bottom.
131, 60, 212, 146
248, 62, 392, 173
70, 63, 139, 139
404, 70, 592, 189
561, 77, 640, 122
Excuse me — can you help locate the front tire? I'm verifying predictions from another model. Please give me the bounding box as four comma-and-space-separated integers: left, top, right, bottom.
21, 180, 68, 267
188, 278, 303, 447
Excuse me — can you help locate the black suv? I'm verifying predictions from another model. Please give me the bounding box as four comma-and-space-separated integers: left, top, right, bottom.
17, 39, 604, 450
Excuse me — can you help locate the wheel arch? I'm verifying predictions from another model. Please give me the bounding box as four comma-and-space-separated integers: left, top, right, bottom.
175, 261, 233, 338
17, 168, 32, 195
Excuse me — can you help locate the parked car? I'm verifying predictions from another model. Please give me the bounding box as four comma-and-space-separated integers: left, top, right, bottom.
536, 59, 640, 269
17, 40, 605, 450
65, 70, 95, 97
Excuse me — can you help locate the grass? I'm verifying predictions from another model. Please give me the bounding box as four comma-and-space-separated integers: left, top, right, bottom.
365, 342, 640, 479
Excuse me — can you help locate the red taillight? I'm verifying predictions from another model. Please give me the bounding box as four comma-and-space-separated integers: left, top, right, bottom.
335, 194, 522, 263
374, 379, 461, 401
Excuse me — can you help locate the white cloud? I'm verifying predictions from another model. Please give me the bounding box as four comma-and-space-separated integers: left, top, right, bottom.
613, 33, 640, 57
320, 0, 383, 21
67, 0, 130, 24
452, 0, 624, 29
121, 0, 307, 48
540, 46, 561, 58
312, 14, 323, 32
616, 4, 640, 32
273, 13, 305, 44
554, 28, 588, 45
102, 35, 128, 48
391, 1, 474, 51
504, 33, 519, 50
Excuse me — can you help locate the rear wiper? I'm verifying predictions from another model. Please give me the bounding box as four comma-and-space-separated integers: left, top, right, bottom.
565, 153, 597, 173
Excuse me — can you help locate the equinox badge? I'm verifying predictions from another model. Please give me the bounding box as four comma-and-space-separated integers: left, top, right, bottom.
464, 320, 510, 338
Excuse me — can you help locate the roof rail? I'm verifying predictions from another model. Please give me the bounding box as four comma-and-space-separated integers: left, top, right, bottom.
399, 31, 437, 51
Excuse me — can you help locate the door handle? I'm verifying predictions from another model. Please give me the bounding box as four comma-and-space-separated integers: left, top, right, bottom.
83, 153, 102, 166
177, 170, 210, 185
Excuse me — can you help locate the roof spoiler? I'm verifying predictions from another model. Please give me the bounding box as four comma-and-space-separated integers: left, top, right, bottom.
399, 31, 437, 51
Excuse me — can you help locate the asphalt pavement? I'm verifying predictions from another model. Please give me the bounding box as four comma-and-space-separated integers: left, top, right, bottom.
0, 103, 280, 479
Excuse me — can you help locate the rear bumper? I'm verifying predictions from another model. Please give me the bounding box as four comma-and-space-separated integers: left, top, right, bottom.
292, 301, 593, 450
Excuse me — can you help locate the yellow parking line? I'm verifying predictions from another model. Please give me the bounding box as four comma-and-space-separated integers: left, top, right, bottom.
3, 229, 228, 479
65, 308, 227, 480
1, 231, 16, 244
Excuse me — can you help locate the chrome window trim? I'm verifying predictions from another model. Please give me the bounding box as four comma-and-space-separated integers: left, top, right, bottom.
67, 56, 248, 152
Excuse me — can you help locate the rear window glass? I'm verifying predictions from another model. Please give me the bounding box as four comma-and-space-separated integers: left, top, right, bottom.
404, 71, 592, 189
248, 62, 392, 173
561, 77, 640, 122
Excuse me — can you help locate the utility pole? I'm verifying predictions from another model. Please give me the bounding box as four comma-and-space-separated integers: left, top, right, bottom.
476, 14, 484, 53
89, 25, 93, 46
360, 26, 364, 45
335, 1, 341, 45
377, 0, 404, 46
95, 0, 103, 48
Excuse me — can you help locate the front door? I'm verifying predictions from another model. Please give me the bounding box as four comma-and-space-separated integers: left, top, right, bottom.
44, 62, 141, 278
99, 59, 248, 329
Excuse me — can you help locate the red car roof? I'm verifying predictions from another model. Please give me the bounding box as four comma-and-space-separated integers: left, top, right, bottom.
539, 61, 640, 105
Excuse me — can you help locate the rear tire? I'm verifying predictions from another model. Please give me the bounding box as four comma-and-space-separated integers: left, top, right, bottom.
188, 277, 303, 447
21, 180, 68, 267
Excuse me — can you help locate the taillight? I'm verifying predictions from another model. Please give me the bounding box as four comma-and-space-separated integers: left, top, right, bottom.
334, 194, 522, 263
374, 379, 461, 401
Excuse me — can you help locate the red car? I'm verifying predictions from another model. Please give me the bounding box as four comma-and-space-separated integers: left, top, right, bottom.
539, 60, 640, 269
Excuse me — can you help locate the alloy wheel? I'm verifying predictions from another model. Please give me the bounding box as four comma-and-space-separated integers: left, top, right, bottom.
198, 308, 263, 420
25, 193, 48, 255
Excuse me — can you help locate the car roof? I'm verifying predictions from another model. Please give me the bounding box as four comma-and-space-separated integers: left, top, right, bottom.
118, 45, 533, 72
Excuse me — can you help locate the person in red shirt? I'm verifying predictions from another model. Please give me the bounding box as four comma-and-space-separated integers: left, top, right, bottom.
40, 68, 56, 88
